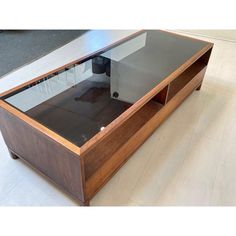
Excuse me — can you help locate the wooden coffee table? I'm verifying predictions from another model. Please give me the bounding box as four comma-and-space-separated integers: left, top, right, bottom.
0, 30, 213, 206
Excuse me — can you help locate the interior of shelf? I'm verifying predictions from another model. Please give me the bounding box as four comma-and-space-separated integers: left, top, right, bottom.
152, 84, 169, 105
84, 99, 163, 180
167, 59, 206, 102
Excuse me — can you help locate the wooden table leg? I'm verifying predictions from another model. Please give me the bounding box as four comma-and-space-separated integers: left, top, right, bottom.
196, 83, 202, 91
80, 199, 90, 206
8, 150, 19, 160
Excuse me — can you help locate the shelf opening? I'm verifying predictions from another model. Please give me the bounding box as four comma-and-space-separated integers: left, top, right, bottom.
167, 60, 206, 102
152, 84, 169, 105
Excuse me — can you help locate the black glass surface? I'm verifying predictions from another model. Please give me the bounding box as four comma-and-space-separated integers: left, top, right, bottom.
4, 30, 208, 147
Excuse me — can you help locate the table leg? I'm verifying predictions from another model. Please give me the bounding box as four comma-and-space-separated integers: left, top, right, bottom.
8, 150, 19, 160
196, 82, 202, 91
81, 199, 90, 206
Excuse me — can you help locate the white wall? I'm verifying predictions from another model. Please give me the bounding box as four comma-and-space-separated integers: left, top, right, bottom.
178, 30, 236, 42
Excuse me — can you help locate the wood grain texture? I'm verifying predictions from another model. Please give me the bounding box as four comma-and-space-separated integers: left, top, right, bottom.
0, 107, 86, 204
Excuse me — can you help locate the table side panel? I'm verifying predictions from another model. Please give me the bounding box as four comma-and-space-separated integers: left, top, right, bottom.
0, 107, 85, 203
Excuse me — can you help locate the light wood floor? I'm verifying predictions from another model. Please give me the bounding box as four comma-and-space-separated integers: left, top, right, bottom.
1, 31, 236, 206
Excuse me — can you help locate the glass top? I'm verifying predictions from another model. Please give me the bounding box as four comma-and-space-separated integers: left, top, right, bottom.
4, 30, 208, 147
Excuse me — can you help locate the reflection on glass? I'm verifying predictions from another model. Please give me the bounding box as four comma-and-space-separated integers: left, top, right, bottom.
4, 30, 208, 147
101, 32, 147, 62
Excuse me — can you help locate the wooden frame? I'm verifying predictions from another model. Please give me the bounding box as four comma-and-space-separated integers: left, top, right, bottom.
0, 30, 213, 206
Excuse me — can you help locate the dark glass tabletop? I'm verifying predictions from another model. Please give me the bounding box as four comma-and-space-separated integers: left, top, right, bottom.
4, 30, 208, 147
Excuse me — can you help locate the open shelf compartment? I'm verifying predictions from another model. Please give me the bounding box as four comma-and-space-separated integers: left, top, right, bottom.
166, 50, 211, 102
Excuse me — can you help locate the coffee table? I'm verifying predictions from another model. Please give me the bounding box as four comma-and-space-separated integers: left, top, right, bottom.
0, 30, 213, 206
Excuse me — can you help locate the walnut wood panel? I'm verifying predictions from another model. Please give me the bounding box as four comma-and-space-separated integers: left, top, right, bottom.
0, 107, 86, 204
85, 67, 206, 199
